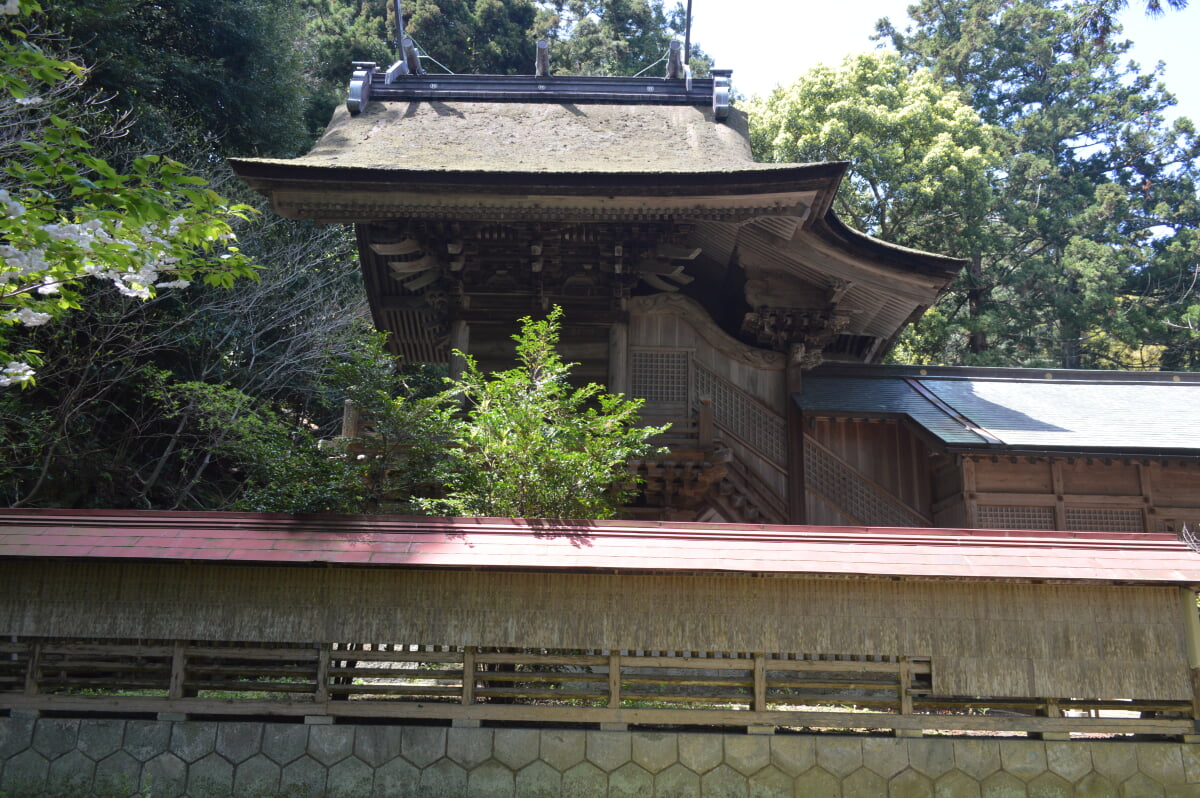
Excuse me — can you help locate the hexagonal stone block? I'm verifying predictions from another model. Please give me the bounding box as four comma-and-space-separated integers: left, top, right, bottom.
890, 767, 935, 798
1120, 772, 1166, 797
955, 740, 1003, 781
771, 735, 816, 777
77, 719, 126, 762
1094, 744, 1140, 784
516, 760, 561, 797
981, 769, 1028, 798
263, 723, 309, 766
1138, 744, 1186, 785
234, 754, 281, 798
349, 726, 401, 770
700, 763, 749, 797
372, 756, 420, 796
817, 736, 864, 777
32, 718, 79, 759
169, 721, 217, 763
1027, 771, 1073, 798
794, 765, 841, 798
402, 725, 447, 768
419, 758, 467, 798
140, 752, 187, 798
1001, 740, 1048, 782
749, 764, 793, 798
726, 735, 770, 776
1042, 741, 1093, 784
188, 751, 235, 797
0, 715, 36, 760
610, 761, 652, 798
94, 750, 141, 796
328, 755, 374, 798
216, 722, 264, 765
935, 769, 981, 798
465, 758, 515, 798
586, 730, 632, 771
907, 738, 955, 779
656, 762, 701, 798
493, 728, 539, 771
0, 749, 49, 795
445, 727, 492, 769
863, 737, 912, 779
125, 720, 171, 762
1183, 745, 1200, 785
45, 748, 95, 795
562, 761, 607, 798
1076, 771, 1118, 798
632, 731, 677, 775
679, 733, 724, 775
308, 724, 355, 766
541, 729, 586, 772
835, 765, 883, 798
280, 755, 328, 797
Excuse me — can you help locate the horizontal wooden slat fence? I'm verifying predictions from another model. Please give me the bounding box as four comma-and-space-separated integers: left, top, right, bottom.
2, 637, 1194, 738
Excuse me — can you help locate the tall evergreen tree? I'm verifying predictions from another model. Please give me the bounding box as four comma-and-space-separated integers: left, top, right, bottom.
878, 0, 1200, 369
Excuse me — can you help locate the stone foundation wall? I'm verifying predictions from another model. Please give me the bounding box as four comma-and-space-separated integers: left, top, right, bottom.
2, 714, 1200, 797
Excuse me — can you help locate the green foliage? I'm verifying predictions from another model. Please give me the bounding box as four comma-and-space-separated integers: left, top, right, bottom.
747, 52, 997, 251
0, 2, 258, 386
423, 307, 664, 519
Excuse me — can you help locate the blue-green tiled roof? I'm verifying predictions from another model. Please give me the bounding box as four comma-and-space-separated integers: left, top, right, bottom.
798, 366, 1200, 453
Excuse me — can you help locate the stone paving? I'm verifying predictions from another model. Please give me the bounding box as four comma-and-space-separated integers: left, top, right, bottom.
2, 715, 1200, 796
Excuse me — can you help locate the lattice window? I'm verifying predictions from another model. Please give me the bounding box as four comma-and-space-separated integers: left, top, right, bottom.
976, 505, 1055, 530
804, 441, 927, 527
631, 350, 690, 404
696, 365, 786, 466
1065, 507, 1144, 533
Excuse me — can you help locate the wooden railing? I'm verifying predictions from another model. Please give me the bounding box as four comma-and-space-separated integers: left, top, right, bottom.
2, 637, 1195, 738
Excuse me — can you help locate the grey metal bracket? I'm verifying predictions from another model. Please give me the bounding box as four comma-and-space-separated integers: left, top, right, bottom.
345, 69, 733, 117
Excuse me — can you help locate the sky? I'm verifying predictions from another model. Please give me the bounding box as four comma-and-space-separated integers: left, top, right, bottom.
688, 0, 1200, 123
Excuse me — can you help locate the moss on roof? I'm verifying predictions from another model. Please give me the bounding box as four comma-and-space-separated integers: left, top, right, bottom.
256, 101, 789, 174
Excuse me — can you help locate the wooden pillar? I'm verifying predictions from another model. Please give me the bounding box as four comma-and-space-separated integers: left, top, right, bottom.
895, 657, 921, 737
462, 647, 476, 706
315, 643, 331, 704
608, 322, 629, 396
1181, 587, 1200, 740
449, 321, 470, 384
786, 345, 807, 524
608, 652, 622, 708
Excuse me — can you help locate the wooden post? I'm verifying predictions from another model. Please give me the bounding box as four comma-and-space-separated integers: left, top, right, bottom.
462, 647, 476, 706
786, 345, 807, 524
608, 652, 621, 708
23, 639, 40, 697
1181, 588, 1200, 741
697, 397, 713, 447
608, 322, 629, 396
963, 457, 979, 528
1038, 699, 1069, 740
315, 643, 331, 704
450, 321, 470, 384
535, 39, 549, 77
895, 657, 921, 737
168, 642, 187, 700
1051, 460, 1066, 530
341, 399, 361, 440
752, 653, 767, 712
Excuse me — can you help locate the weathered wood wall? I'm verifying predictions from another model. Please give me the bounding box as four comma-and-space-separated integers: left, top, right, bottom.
0, 561, 1188, 701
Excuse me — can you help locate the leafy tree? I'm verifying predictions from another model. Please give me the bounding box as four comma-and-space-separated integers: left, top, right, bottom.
874, 0, 1200, 368
1, 1, 257, 386
423, 307, 664, 519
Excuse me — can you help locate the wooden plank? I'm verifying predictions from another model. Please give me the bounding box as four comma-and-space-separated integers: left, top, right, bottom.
753, 653, 767, 712
23, 640, 40, 697
899, 658, 913, 716
1051, 461, 1066, 530
2, 693, 1192, 735
473, 652, 608, 667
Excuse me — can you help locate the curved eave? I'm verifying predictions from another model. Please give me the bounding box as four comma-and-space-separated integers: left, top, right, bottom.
228, 158, 850, 223
810, 209, 968, 281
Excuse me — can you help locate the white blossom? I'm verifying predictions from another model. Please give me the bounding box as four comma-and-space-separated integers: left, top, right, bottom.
0, 190, 23, 218
7, 308, 52, 326
154, 279, 191, 289
14, 96, 43, 106
0, 362, 35, 388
